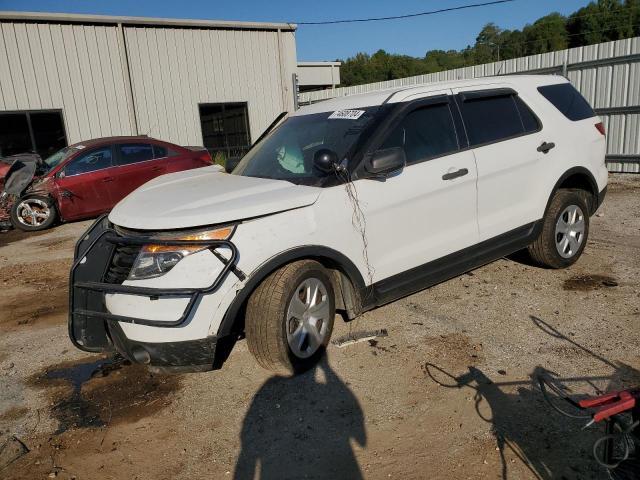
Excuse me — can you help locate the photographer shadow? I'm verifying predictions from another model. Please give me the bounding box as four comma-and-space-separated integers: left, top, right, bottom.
234, 354, 366, 480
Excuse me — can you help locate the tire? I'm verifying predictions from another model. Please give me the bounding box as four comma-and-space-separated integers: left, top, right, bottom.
245, 260, 336, 375
10, 195, 58, 231
528, 189, 590, 269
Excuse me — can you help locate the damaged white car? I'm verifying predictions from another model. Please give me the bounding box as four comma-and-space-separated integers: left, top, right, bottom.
69, 75, 607, 374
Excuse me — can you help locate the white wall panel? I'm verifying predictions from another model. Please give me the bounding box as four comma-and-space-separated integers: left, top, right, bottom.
123, 25, 295, 146
0, 22, 135, 144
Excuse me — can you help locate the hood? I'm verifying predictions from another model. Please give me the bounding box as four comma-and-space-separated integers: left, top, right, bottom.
108, 165, 321, 230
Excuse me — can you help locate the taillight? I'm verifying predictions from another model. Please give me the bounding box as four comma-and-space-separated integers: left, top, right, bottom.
595, 122, 606, 136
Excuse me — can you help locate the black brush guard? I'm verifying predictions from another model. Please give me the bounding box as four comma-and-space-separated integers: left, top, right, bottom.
69, 215, 239, 353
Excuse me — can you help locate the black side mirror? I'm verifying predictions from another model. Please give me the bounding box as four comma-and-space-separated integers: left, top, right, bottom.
365, 147, 406, 176
225, 156, 241, 173
313, 149, 340, 174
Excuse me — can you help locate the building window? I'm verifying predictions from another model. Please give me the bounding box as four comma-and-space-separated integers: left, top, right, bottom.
0, 110, 67, 160
199, 103, 251, 163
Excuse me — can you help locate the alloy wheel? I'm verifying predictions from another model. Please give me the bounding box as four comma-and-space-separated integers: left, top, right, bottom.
286, 277, 331, 359
555, 204, 585, 258
16, 199, 51, 227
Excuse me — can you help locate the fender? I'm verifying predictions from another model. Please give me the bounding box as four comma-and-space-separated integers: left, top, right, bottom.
544, 166, 599, 216
217, 245, 366, 337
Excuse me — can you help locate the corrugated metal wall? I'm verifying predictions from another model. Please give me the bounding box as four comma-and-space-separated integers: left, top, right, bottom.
300, 37, 640, 173
124, 27, 296, 145
0, 19, 297, 147
0, 22, 135, 142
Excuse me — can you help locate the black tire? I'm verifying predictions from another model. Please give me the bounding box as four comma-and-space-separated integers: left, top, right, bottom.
528, 189, 590, 269
10, 195, 58, 231
245, 260, 335, 375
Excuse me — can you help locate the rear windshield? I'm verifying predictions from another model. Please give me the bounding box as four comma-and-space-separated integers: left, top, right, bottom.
537, 83, 595, 121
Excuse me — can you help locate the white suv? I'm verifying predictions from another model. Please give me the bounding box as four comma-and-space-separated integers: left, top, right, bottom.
69, 75, 607, 374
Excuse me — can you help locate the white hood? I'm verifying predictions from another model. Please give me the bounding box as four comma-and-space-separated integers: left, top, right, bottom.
108, 166, 321, 230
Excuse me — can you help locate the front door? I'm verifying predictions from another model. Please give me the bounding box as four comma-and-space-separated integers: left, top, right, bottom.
354, 92, 479, 290
56, 145, 118, 220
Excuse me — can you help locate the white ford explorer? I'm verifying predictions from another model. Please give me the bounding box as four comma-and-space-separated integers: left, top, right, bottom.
69, 75, 608, 374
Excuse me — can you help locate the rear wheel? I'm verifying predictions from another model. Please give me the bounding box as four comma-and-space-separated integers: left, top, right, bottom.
528, 189, 590, 268
245, 260, 335, 375
10, 195, 58, 231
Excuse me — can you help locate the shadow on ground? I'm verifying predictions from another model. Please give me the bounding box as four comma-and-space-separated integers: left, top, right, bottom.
234, 353, 366, 480
425, 315, 640, 480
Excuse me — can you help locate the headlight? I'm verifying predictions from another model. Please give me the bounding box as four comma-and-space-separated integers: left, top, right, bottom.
128, 226, 234, 280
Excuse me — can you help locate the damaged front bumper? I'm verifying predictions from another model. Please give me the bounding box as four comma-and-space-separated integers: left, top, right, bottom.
69, 215, 240, 371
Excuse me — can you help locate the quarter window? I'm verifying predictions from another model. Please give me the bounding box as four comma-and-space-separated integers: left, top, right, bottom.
537, 83, 595, 121
117, 143, 154, 165
381, 102, 459, 164
65, 147, 113, 176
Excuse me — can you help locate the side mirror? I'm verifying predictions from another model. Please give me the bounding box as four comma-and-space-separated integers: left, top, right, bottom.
225, 156, 241, 173
365, 147, 406, 176
313, 149, 340, 174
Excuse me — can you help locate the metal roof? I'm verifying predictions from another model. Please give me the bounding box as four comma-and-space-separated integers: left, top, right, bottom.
0, 11, 297, 31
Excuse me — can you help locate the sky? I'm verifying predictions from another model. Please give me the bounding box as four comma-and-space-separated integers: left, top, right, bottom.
0, 0, 593, 60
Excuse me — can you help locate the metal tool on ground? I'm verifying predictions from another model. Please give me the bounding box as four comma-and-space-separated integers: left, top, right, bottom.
538, 373, 639, 479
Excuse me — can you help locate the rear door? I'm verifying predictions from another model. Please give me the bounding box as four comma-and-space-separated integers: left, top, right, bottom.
55, 145, 118, 220
110, 142, 167, 204
162, 145, 211, 175
452, 86, 547, 241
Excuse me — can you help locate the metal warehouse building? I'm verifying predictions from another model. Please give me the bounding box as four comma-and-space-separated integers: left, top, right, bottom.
0, 11, 298, 160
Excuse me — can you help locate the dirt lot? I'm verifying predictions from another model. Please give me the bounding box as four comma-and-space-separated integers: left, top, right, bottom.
1, 176, 639, 480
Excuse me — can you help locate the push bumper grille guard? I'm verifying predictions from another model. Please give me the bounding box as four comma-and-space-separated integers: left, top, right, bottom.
69, 215, 240, 351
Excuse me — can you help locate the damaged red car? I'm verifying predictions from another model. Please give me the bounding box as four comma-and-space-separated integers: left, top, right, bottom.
0, 137, 212, 231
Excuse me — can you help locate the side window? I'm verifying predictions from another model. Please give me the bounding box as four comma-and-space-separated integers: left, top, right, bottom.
459, 94, 526, 146
65, 147, 113, 176
153, 144, 168, 159
514, 96, 540, 133
537, 83, 595, 121
117, 143, 154, 165
381, 102, 459, 164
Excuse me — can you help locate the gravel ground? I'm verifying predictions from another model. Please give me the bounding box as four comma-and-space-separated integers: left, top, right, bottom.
0, 175, 639, 480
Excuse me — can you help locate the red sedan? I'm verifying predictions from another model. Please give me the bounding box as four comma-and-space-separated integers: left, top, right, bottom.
3, 136, 212, 231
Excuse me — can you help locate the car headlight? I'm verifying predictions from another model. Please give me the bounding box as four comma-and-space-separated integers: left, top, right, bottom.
128, 226, 234, 280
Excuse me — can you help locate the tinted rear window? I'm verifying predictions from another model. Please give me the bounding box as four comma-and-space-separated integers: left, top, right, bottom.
537, 83, 595, 121
460, 94, 524, 146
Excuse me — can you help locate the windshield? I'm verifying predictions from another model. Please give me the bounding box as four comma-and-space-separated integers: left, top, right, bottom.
233, 107, 380, 186
44, 146, 77, 171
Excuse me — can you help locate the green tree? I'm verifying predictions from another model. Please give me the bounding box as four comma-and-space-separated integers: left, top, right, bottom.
337, 0, 640, 87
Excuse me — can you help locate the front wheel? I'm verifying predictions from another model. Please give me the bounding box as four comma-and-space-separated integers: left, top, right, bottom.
528, 189, 590, 269
245, 260, 335, 375
11, 195, 58, 231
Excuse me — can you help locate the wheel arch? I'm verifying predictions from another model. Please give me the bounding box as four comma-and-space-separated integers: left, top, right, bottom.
217, 246, 367, 338
546, 167, 599, 215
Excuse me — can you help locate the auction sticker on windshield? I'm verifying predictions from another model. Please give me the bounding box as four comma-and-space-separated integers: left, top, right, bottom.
328, 109, 366, 120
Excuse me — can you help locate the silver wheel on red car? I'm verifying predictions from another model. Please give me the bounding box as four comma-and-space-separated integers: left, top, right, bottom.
10, 196, 58, 231
245, 260, 335, 374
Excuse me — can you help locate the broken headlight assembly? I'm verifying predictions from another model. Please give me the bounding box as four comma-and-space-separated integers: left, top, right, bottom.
127, 226, 235, 280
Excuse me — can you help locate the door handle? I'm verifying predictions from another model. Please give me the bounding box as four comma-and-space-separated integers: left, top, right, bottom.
102, 177, 114, 182
537, 141, 556, 154
151, 166, 163, 172
442, 168, 469, 181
